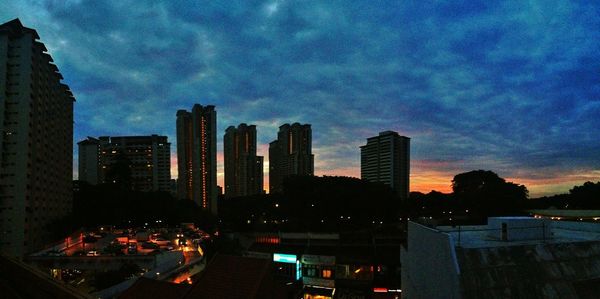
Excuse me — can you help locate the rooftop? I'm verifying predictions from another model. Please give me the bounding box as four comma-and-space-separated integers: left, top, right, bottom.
436, 217, 600, 249
456, 240, 600, 299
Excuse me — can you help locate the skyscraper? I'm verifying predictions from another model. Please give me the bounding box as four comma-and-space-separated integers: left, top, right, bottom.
360, 131, 410, 200
0, 19, 74, 256
177, 104, 217, 214
224, 124, 264, 198
268, 123, 314, 193
77, 135, 171, 192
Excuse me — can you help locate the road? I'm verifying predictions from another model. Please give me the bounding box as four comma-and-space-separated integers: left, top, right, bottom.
163, 251, 205, 284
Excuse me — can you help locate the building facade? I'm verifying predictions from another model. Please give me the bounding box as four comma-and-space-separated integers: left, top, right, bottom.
0, 19, 74, 256
77, 135, 171, 192
77, 137, 99, 185
224, 124, 264, 198
176, 104, 217, 214
360, 131, 410, 200
268, 123, 314, 193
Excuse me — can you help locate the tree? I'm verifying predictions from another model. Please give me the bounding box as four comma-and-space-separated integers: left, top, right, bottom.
452, 170, 528, 216
569, 181, 600, 209
105, 151, 132, 190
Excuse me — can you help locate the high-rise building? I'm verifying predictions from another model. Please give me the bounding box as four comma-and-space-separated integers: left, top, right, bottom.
360, 131, 410, 200
77, 137, 99, 185
176, 104, 217, 214
77, 135, 171, 192
224, 124, 264, 198
0, 19, 74, 256
268, 123, 314, 193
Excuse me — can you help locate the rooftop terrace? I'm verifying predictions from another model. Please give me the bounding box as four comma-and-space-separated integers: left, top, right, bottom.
436, 217, 600, 248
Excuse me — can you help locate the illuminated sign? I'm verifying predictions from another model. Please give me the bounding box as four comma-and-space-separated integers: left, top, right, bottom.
296, 260, 302, 280
273, 253, 297, 264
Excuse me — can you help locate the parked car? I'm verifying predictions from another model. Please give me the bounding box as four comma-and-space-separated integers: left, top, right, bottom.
128, 242, 137, 254
141, 242, 159, 249
47, 250, 65, 256
86, 250, 100, 256
154, 238, 171, 246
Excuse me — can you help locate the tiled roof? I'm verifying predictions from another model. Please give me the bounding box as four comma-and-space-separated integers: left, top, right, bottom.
184, 254, 279, 299
0, 254, 91, 299
118, 277, 191, 299
457, 240, 600, 299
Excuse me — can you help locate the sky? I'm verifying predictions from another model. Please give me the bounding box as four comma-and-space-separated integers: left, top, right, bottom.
2, 0, 599, 197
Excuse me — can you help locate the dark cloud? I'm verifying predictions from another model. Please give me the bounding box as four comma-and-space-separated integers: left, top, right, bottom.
1, 0, 598, 195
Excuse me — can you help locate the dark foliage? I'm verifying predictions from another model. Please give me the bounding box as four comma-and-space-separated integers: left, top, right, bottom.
219, 175, 400, 231
104, 151, 133, 190
451, 170, 528, 216
569, 181, 600, 209
404, 191, 455, 214
527, 181, 600, 209
59, 183, 217, 232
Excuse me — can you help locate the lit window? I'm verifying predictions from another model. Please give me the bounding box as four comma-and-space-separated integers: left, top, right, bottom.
322, 269, 332, 278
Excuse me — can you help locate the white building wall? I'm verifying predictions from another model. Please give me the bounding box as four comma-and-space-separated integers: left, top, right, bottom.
402, 222, 461, 299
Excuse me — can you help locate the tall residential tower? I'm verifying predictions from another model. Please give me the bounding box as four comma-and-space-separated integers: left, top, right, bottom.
269, 123, 314, 193
77, 135, 171, 192
360, 131, 410, 200
224, 124, 264, 198
176, 104, 217, 214
0, 19, 74, 256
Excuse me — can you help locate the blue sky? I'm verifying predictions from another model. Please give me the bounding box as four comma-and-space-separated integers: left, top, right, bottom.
2, 0, 599, 196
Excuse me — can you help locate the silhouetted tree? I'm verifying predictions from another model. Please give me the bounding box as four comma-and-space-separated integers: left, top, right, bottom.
105, 151, 132, 190
452, 170, 528, 216
218, 175, 400, 231
569, 181, 600, 209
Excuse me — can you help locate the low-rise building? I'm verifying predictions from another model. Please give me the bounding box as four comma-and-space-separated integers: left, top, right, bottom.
402, 217, 600, 299
243, 231, 403, 299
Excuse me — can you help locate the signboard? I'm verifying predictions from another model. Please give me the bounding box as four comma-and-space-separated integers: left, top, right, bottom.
303, 277, 336, 288
296, 260, 302, 280
302, 254, 335, 265
273, 253, 297, 264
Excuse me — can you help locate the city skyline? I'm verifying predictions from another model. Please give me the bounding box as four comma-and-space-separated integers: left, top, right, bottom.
1, 1, 599, 197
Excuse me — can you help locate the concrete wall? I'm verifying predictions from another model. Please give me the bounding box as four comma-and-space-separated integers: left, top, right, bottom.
551, 220, 600, 239
488, 217, 551, 241
551, 220, 600, 232
401, 221, 461, 299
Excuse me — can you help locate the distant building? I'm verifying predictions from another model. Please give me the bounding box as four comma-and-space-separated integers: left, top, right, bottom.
0, 19, 75, 256
176, 104, 217, 214
77, 135, 171, 192
360, 131, 410, 200
77, 137, 99, 185
402, 217, 600, 299
169, 179, 177, 197
224, 124, 264, 198
268, 123, 314, 193
244, 231, 403, 297
118, 255, 286, 299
